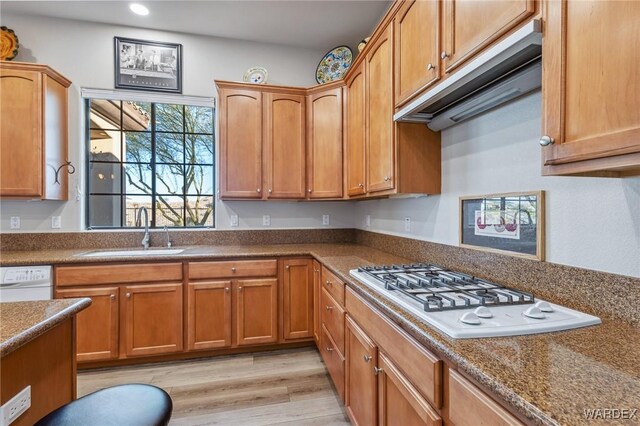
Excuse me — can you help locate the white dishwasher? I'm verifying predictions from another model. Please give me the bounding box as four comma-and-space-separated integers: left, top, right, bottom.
0, 266, 52, 302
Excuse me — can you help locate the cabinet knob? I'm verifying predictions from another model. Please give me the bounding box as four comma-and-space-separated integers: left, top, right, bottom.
539, 135, 555, 146
126, 292, 131, 298
308, 189, 312, 193
427, 63, 435, 71
225, 287, 230, 292
363, 355, 372, 362
268, 189, 272, 193
358, 183, 364, 188
285, 265, 290, 270
374, 366, 383, 375
326, 305, 333, 311
440, 51, 449, 60
231, 267, 237, 272
325, 280, 332, 286
238, 286, 243, 291
110, 294, 116, 300
314, 269, 319, 273
384, 176, 391, 182
326, 347, 334, 352
257, 188, 261, 193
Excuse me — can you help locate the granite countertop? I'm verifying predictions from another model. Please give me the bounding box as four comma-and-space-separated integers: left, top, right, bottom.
0, 298, 91, 357
1, 244, 638, 425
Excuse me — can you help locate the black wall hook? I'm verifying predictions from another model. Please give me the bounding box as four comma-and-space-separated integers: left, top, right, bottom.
54, 161, 75, 184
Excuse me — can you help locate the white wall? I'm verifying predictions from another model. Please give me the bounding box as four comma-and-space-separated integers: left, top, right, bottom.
0, 13, 355, 232
356, 92, 640, 278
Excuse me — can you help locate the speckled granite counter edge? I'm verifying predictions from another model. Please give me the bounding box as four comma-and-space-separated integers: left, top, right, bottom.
1, 298, 92, 357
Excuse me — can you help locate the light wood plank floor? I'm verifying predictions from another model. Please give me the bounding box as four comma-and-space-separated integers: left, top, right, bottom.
78, 347, 350, 426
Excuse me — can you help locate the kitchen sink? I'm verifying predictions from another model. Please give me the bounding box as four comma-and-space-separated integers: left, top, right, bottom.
79, 248, 185, 257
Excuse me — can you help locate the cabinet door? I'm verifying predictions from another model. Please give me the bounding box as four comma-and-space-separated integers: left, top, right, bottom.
378, 353, 442, 426
236, 278, 278, 346
345, 316, 378, 426
56, 287, 119, 362
264, 93, 306, 198
187, 281, 232, 350
122, 283, 183, 357
0, 69, 43, 197
366, 24, 395, 194
306, 87, 343, 199
345, 63, 367, 197
542, 0, 640, 175
395, 0, 440, 106
312, 260, 321, 344
282, 259, 314, 340
442, 0, 535, 74
219, 88, 263, 198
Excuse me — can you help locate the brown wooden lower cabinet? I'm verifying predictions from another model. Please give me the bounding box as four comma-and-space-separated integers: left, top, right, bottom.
320, 324, 345, 402
187, 281, 232, 350
378, 353, 442, 426
282, 258, 314, 340
55, 286, 119, 362
345, 315, 378, 426
312, 260, 321, 344
236, 278, 278, 346
448, 369, 523, 426
123, 283, 183, 357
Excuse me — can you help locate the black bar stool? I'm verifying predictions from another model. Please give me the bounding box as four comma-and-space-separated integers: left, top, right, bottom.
36, 384, 173, 426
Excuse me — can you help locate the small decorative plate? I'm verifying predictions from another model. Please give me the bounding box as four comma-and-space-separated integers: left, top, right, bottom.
0, 26, 19, 61
316, 46, 353, 84
243, 66, 268, 84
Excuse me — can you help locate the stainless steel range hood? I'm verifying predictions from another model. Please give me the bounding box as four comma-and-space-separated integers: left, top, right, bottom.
394, 19, 542, 131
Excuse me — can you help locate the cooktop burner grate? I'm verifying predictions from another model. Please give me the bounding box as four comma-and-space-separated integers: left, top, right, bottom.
357, 263, 534, 312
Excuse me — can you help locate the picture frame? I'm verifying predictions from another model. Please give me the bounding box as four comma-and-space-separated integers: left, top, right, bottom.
114, 37, 182, 93
459, 191, 545, 261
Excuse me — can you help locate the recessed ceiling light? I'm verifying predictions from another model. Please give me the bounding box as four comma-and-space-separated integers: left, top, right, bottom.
129, 3, 149, 16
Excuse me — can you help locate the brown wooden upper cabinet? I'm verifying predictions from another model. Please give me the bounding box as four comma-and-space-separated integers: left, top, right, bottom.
306, 84, 344, 199
218, 86, 263, 199
0, 62, 71, 200
541, 0, 640, 176
264, 93, 306, 198
281, 258, 314, 340
345, 62, 367, 197
394, 0, 441, 107
441, 0, 536, 74
366, 23, 396, 194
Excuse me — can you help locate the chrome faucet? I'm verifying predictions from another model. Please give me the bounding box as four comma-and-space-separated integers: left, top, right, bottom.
163, 225, 172, 248
136, 207, 150, 249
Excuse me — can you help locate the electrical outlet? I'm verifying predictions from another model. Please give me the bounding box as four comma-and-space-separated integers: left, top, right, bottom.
365, 215, 371, 227
404, 217, 411, 232
51, 216, 62, 229
1, 385, 31, 425
262, 215, 271, 226
230, 214, 239, 227
322, 214, 330, 226
10, 217, 20, 230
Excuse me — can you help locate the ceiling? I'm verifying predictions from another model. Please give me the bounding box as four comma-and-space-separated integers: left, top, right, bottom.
1, 1, 391, 51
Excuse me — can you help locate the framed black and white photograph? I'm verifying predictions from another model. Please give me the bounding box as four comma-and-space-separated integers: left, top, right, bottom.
114, 37, 182, 93
460, 191, 545, 261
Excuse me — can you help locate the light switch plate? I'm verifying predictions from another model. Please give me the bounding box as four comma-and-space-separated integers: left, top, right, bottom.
262, 215, 271, 226
9, 217, 20, 230
322, 214, 330, 226
404, 217, 411, 232
0, 385, 31, 426
51, 216, 62, 229
230, 215, 239, 227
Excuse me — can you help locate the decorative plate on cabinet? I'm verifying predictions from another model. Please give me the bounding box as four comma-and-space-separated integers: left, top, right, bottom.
315, 46, 353, 84
0, 27, 19, 61
243, 66, 268, 84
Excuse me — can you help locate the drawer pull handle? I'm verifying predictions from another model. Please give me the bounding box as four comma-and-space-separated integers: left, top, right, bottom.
325, 280, 332, 286
231, 267, 237, 272
326, 347, 334, 352
374, 366, 383, 375
363, 355, 372, 362
325, 305, 333, 311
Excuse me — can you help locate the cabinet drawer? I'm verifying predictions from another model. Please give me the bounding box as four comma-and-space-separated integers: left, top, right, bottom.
55, 263, 183, 286
448, 369, 523, 426
189, 259, 277, 279
320, 324, 345, 402
345, 287, 443, 409
321, 266, 345, 306
321, 287, 345, 355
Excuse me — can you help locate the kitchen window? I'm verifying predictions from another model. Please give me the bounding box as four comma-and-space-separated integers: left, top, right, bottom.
85, 93, 215, 229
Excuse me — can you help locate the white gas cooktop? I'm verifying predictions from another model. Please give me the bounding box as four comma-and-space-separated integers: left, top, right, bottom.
350, 264, 601, 339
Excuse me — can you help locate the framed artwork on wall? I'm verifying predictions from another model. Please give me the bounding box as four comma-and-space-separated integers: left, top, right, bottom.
459, 191, 545, 261
114, 37, 182, 93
